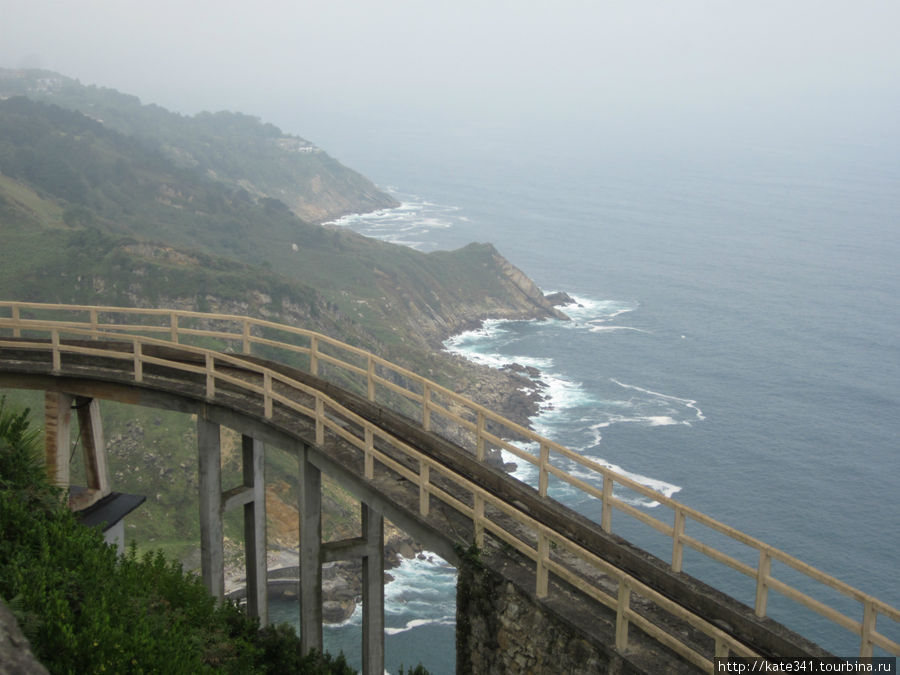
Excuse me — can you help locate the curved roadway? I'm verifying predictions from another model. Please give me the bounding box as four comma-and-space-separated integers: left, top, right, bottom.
0, 338, 830, 671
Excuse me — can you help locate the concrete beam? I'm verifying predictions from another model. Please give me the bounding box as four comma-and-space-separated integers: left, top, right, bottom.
321, 537, 368, 563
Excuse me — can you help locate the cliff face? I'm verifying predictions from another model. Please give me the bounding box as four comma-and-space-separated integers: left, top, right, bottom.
390, 243, 568, 348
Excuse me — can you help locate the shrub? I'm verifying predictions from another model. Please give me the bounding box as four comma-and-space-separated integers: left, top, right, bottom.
0, 398, 352, 673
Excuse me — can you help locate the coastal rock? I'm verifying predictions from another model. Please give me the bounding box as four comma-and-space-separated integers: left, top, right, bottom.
323, 600, 356, 624
502, 362, 543, 379
544, 291, 577, 307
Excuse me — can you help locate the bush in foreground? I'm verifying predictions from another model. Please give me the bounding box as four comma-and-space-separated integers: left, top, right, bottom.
0, 398, 353, 673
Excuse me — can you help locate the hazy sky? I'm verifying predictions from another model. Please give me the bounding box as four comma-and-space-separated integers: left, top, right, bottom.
2, 1, 899, 161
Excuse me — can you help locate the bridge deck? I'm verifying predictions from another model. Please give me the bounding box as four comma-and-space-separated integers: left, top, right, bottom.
0, 339, 831, 671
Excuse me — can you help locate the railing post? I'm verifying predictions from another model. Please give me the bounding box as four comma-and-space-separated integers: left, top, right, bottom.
11, 304, 20, 337
315, 397, 325, 446
263, 371, 272, 418
90, 308, 99, 339
860, 600, 876, 658
133, 339, 143, 382
474, 494, 485, 548
601, 472, 613, 533
364, 427, 374, 479
615, 580, 631, 652
715, 637, 729, 658
422, 384, 431, 431
755, 548, 771, 617
419, 461, 430, 516
310, 335, 319, 375
205, 353, 215, 398
476, 411, 486, 461
671, 506, 686, 573
170, 312, 179, 344
367, 355, 375, 401
242, 319, 251, 354
536, 532, 549, 598
538, 442, 550, 497
51, 329, 61, 372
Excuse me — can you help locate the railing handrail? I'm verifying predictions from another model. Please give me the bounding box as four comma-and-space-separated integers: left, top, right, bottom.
1, 300, 897, 664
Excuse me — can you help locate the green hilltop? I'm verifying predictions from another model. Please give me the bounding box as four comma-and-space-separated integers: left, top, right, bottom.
0, 68, 397, 223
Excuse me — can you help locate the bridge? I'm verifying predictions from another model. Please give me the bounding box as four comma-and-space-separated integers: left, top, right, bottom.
0, 301, 897, 673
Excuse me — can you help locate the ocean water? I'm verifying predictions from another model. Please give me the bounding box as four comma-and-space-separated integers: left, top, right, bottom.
269, 554, 457, 674
290, 139, 900, 672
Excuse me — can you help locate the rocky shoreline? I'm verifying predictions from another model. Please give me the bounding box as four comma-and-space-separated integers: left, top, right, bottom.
225, 530, 424, 624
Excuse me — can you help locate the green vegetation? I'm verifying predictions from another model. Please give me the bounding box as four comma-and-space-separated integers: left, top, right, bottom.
0, 398, 356, 673
0, 91, 557, 360
0, 68, 398, 224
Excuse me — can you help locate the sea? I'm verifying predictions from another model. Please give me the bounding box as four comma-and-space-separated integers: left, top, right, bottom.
273, 128, 900, 673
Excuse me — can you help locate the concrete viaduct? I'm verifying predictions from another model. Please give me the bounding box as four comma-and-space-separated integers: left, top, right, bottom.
1, 302, 897, 674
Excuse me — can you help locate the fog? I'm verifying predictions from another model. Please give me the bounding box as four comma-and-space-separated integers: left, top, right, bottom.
2, 0, 899, 167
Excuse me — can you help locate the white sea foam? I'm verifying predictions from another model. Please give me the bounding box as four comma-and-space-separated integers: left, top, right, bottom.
444, 320, 556, 374
559, 295, 638, 322
376, 554, 458, 636
551, 295, 648, 335
587, 325, 650, 333
384, 618, 456, 636
536, 372, 591, 413
325, 196, 462, 251
564, 458, 681, 507
442, 294, 696, 512
610, 378, 706, 422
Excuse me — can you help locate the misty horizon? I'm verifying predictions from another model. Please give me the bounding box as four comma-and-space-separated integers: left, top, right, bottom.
2, 0, 898, 174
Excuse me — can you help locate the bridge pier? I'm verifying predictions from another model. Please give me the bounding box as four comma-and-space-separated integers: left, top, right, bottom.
44, 393, 111, 508
197, 414, 268, 625
299, 444, 323, 654
198, 416, 225, 601
241, 435, 268, 626
298, 447, 385, 675
44, 391, 75, 489
43, 393, 140, 553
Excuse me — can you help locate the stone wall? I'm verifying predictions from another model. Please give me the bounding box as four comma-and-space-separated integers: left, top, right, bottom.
456, 553, 640, 674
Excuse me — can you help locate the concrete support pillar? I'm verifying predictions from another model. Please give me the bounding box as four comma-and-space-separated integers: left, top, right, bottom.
198, 415, 224, 601
297, 447, 385, 672
361, 503, 385, 675
242, 435, 268, 626
299, 446, 323, 655
72, 396, 110, 510
44, 391, 74, 488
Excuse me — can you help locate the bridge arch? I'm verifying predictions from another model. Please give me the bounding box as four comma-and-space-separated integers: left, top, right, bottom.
1, 302, 898, 673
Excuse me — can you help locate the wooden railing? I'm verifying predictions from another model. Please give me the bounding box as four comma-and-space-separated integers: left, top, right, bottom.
1, 301, 897, 669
